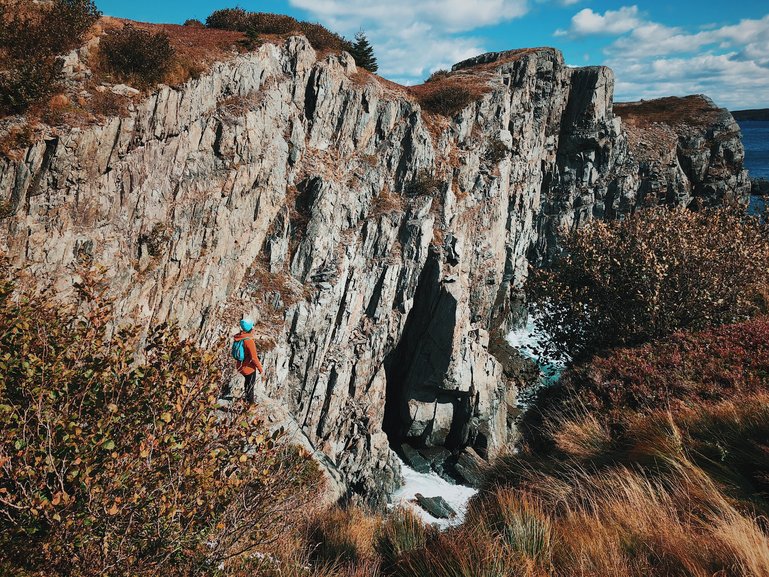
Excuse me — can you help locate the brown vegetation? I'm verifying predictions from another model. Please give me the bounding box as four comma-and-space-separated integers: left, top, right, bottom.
478, 386, 769, 574
370, 188, 405, 218
405, 170, 444, 197
205, 8, 351, 53
0, 0, 100, 115
533, 316, 769, 428
410, 74, 489, 117
98, 24, 176, 87
615, 95, 725, 129
102, 19, 246, 87
425, 69, 451, 83
86, 88, 131, 119
0, 123, 33, 160
294, 380, 769, 577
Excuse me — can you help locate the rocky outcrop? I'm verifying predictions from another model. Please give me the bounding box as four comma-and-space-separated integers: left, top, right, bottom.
0, 40, 749, 505
753, 179, 769, 196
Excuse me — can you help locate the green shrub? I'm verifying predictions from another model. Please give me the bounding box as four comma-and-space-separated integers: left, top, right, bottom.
299, 22, 352, 52
183, 18, 205, 27
0, 272, 318, 576
250, 12, 302, 35
486, 137, 509, 163
0, 62, 63, 116
415, 80, 479, 117
100, 25, 175, 88
527, 206, 769, 363
422, 86, 473, 116
0, 0, 100, 59
207, 10, 300, 35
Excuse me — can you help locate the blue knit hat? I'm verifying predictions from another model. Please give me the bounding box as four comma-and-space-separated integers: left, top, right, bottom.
240, 318, 254, 332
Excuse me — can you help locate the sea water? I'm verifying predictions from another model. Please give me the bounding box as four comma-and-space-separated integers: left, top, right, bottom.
738, 120, 769, 180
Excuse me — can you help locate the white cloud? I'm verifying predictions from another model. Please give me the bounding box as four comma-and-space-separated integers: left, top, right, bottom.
556, 6, 642, 37
288, 0, 528, 82
603, 14, 769, 109
290, 0, 528, 33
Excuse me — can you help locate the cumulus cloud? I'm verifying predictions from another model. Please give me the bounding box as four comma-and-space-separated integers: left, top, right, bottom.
288, 0, 528, 82
555, 6, 642, 37
558, 6, 769, 108
290, 0, 528, 33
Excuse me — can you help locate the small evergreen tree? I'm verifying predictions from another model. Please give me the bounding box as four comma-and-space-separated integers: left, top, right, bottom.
349, 30, 378, 73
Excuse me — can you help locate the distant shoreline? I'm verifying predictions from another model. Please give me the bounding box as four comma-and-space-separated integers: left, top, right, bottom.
732, 109, 769, 121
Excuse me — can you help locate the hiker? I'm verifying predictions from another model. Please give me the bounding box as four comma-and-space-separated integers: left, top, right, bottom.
232, 319, 264, 404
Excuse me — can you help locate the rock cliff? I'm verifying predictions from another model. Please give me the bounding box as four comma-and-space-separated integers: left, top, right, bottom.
0, 38, 750, 504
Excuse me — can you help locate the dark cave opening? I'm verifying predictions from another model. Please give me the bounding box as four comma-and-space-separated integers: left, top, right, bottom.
383, 248, 474, 481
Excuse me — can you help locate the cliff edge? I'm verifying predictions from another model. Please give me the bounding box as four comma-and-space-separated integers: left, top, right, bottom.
0, 34, 750, 504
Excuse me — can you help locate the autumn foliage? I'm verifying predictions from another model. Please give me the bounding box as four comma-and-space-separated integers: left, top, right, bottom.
205, 8, 352, 53
527, 206, 769, 362
0, 274, 318, 576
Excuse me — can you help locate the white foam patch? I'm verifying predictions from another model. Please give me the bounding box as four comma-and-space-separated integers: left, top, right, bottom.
390, 457, 478, 530
506, 314, 565, 401
387, 315, 561, 530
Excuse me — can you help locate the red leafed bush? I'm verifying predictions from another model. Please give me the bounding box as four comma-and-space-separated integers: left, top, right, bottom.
531, 316, 769, 429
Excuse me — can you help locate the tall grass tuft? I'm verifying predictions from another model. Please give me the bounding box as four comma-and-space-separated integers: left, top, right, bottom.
375, 508, 436, 571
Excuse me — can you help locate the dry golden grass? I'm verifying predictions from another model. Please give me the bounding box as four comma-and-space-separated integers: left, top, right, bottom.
370, 188, 404, 218
549, 412, 612, 460
187, 392, 769, 577
307, 506, 384, 566
0, 122, 33, 160
409, 73, 491, 118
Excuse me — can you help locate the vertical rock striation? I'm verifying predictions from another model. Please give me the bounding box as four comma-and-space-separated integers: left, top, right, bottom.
0, 40, 750, 504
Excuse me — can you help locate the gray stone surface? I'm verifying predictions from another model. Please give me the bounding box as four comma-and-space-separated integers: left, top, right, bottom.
401, 443, 431, 474
454, 447, 488, 488
415, 494, 457, 519
0, 40, 749, 505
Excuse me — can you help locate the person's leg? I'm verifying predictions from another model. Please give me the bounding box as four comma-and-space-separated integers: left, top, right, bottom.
244, 372, 256, 404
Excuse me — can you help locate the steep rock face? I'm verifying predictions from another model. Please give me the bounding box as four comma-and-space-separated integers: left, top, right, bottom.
0, 40, 749, 504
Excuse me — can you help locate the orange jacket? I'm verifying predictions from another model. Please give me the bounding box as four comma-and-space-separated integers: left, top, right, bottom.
234, 331, 264, 376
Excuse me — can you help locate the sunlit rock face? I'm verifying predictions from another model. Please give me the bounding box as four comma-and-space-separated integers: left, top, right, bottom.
0, 38, 749, 505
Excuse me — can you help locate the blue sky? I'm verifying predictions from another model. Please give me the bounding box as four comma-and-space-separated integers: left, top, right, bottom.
97, 0, 769, 109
